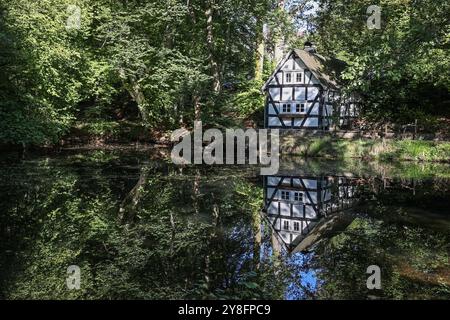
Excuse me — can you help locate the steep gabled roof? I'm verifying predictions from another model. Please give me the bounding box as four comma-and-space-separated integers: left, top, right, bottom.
262, 49, 347, 91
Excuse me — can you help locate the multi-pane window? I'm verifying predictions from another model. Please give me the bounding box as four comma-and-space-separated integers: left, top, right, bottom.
282, 103, 291, 113
285, 72, 292, 83
281, 190, 290, 200
283, 220, 289, 230
294, 221, 300, 231
294, 192, 303, 202
295, 103, 306, 113
296, 72, 303, 83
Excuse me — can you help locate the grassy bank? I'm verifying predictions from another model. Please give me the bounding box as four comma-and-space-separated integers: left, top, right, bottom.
277, 157, 450, 179
280, 136, 450, 163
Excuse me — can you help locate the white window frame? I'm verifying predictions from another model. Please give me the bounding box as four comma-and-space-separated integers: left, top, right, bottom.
295, 103, 306, 114
285, 72, 292, 84
282, 103, 291, 113
294, 221, 300, 231
294, 192, 303, 202
281, 190, 290, 201
283, 220, 289, 230
295, 72, 303, 83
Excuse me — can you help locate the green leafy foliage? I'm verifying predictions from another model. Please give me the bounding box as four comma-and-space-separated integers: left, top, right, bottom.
310, 0, 450, 125
0, 0, 276, 145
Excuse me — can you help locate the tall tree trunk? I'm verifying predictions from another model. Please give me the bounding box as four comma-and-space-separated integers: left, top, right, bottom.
192, 169, 201, 214
204, 193, 220, 289
252, 210, 261, 270
274, 37, 285, 64
19, 142, 26, 160
255, 41, 265, 81
187, 0, 196, 23
193, 94, 201, 121
119, 68, 149, 125
205, 1, 220, 92
255, 23, 267, 81
119, 165, 149, 224
271, 230, 282, 262
221, 22, 231, 78
273, 0, 286, 64
186, 2, 202, 122
170, 211, 176, 255
129, 82, 150, 124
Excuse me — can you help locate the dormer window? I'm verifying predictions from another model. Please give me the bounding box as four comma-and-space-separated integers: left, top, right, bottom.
285, 72, 292, 83
283, 220, 289, 230
296, 72, 303, 83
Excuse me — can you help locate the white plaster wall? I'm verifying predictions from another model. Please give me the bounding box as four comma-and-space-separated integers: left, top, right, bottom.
269, 88, 280, 101
268, 117, 282, 127
294, 117, 318, 127
282, 88, 293, 100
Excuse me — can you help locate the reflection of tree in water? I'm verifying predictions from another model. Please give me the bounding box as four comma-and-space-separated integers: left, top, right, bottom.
0, 153, 285, 299
0, 152, 448, 299
309, 216, 450, 300
300, 179, 450, 300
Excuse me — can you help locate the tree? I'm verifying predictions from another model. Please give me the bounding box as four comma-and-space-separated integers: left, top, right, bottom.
310, 0, 450, 126
0, 0, 94, 145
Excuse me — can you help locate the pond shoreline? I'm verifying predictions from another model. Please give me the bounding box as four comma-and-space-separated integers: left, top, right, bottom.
280, 135, 450, 163
2, 134, 450, 164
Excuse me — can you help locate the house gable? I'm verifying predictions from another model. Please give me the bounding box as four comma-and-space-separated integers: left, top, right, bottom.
262, 50, 322, 90
263, 49, 345, 91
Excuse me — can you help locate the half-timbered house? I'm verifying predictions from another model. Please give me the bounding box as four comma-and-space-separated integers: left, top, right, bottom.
262, 175, 360, 253
262, 43, 358, 129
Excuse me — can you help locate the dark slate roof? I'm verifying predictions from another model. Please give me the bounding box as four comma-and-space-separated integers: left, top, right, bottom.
262, 49, 347, 91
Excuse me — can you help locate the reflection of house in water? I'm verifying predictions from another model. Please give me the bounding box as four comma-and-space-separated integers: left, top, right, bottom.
262, 175, 361, 253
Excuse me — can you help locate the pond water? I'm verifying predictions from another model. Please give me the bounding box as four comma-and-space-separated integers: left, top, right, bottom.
0, 149, 449, 300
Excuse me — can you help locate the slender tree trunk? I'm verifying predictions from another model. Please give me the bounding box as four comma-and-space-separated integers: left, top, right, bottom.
204, 193, 220, 290
255, 23, 267, 81
221, 22, 231, 78
272, 231, 282, 259
192, 169, 201, 214
129, 82, 150, 124
19, 142, 26, 160
193, 95, 201, 121
273, 0, 286, 64
170, 211, 176, 255
255, 41, 265, 81
187, 0, 196, 23
119, 165, 149, 223
119, 68, 149, 125
205, 1, 220, 92
252, 210, 261, 270
185, 2, 202, 122
274, 37, 285, 64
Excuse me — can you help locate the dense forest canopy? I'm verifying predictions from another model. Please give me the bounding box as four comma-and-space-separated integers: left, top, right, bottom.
0, 0, 448, 145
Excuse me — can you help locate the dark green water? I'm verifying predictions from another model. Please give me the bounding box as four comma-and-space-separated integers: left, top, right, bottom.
0, 149, 449, 299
